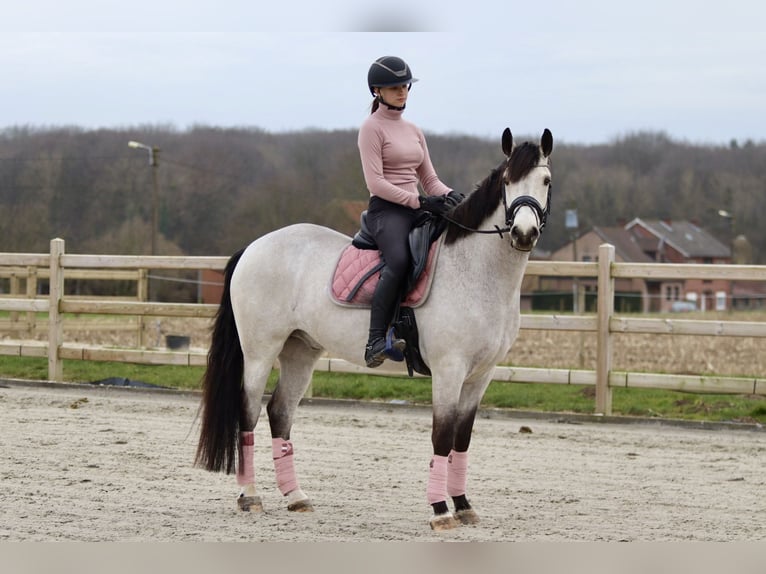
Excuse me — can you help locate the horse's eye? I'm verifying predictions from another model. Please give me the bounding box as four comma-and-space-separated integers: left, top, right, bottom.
544, 176, 551, 186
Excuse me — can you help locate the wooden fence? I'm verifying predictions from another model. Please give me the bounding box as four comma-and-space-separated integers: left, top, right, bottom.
0, 264, 148, 343
2, 239, 766, 415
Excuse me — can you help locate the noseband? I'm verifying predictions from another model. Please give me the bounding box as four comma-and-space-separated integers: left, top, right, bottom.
504, 172, 552, 234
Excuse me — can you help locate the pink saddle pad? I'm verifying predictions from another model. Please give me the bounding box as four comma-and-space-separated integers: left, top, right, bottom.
330, 241, 441, 308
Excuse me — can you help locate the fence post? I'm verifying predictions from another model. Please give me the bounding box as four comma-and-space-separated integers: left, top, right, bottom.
596, 243, 615, 415
48, 238, 65, 382
26, 265, 38, 336
137, 268, 148, 347
9, 271, 20, 323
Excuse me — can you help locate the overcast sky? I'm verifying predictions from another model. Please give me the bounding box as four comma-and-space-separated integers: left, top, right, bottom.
3, 0, 765, 145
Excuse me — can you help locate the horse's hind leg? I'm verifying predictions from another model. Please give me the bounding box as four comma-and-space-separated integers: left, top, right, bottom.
236, 345, 282, 513
267, 332, 323, 512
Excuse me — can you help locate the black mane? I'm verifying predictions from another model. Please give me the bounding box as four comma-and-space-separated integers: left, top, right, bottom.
444, 141, 542, 245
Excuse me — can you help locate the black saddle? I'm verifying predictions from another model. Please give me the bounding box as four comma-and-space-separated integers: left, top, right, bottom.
352, 210, 446, 293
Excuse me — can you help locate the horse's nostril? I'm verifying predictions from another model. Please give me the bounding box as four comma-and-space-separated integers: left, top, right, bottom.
510, 226, 539, 250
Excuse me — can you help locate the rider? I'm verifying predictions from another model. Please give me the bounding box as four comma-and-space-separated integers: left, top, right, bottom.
358, 55, 459, 368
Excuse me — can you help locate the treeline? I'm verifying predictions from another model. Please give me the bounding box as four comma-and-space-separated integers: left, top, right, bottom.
1, 126, 764, 262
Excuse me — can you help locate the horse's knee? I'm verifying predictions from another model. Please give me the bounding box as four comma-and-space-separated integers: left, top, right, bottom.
431, 408, 458, 456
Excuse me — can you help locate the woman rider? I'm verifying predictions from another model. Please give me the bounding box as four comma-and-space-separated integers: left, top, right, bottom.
358, 56, 460, 368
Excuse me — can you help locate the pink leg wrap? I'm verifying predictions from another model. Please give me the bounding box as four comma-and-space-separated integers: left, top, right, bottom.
236, 431, 255, 486
426, 455, 449, 505
447, 450, 468, 497
272, 437, 299, 495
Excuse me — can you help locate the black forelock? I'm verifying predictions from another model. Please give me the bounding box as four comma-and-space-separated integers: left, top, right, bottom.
506, 141, 542, 183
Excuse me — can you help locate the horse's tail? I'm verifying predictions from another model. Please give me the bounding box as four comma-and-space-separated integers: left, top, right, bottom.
195, 248, 246, 474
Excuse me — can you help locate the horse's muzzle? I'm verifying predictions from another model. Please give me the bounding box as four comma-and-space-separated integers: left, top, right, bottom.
510, 224, 540, 252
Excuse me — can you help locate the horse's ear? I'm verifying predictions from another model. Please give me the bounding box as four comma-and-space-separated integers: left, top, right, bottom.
501, 128, 513, 157
541, 128, 553, 157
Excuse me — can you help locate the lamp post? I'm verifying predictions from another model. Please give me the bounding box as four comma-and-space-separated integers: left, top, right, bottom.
718, 208, 735, 311
565, 208, 585, 367
565, 209, 579, 312
128, 141, 160, 256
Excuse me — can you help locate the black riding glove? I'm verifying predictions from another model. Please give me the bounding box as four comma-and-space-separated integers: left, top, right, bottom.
445, 190, 466, 207
419, 195, 450, 216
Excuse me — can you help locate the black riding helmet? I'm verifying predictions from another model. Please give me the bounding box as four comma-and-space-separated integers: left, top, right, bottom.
367, 56, 418, 96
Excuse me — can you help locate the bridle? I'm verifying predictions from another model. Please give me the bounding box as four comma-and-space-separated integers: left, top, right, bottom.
441, 164, 551, 239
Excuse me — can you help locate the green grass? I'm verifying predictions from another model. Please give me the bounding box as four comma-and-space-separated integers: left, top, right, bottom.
1, 356, 764, 424
0, 356, 206, 391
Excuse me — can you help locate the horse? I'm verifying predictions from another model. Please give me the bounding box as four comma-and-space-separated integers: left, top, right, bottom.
195, 128, 553, 530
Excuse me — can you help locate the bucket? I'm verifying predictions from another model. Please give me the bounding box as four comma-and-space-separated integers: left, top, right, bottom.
165, 335, 190, 350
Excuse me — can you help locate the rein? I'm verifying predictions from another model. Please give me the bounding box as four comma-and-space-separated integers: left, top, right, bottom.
441, 165, 551, 239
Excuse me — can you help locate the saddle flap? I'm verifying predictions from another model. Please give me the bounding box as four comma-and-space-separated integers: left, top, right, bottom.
392, 306, 431, 377
407, 213, 435, 290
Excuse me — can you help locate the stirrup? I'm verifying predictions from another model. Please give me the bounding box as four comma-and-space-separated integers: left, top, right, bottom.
385, 327, 406, 362
365, 331, 405, 368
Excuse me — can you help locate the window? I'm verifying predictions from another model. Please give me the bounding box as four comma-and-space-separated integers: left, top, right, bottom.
665, 284, 681, 301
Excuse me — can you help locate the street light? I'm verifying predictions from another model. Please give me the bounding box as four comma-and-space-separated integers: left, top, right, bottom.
718, 208, 735, 311
565, 209, 579, 312
717, 209, 732, 219
128, 140, 161, 256
565, 208, 585, 367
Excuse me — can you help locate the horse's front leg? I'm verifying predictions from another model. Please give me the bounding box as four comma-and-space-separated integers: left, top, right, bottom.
448, 406, 481, 526
428, 403, 460, 530
430, 407, 481, 528
428, 377, 488, 529
446, 377, 492, 525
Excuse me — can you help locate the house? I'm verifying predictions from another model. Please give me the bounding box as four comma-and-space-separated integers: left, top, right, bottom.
544, 218, 735, 313
546, 225, 656, 312
200, 268, 225, 304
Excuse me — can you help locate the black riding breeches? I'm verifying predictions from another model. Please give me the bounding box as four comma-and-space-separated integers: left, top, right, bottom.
366, 196, 419, 336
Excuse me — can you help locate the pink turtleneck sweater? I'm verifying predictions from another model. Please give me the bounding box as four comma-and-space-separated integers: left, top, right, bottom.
358, 105, 451, 209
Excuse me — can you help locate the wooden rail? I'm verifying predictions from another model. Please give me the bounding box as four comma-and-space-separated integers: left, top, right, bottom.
2, 239, 766, 414
0, 260, 148, 343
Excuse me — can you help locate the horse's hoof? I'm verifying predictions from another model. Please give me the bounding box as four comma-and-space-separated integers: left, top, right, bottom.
237, 495, 263, 513
429, 513, 459, 531
286, 489, 314, 512
454, 508, 480, 525
287, 499, 314, 512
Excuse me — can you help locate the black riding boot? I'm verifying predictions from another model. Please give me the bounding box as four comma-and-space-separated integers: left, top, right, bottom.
365, 269, 406, 368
